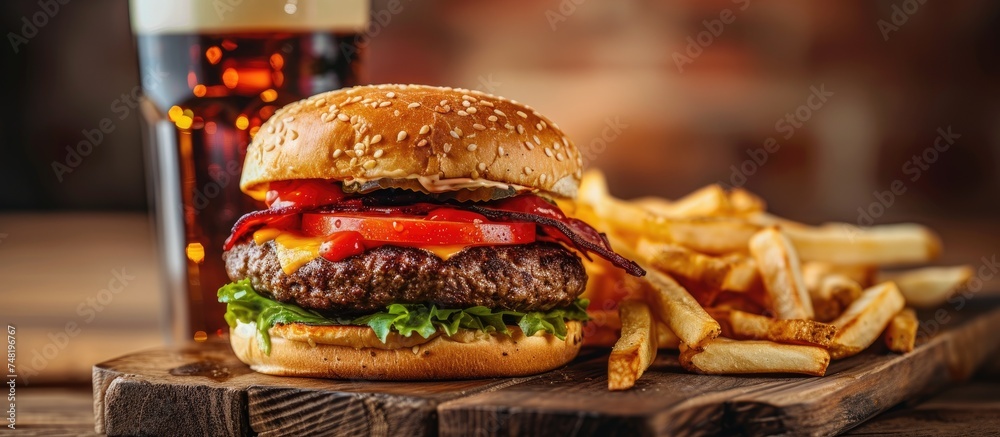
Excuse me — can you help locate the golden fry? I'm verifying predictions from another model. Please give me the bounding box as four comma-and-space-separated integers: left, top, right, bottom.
830, 282, 906, 359
679, 338, 830, 376
878, 266, 973, 308
749, 228, 814, 319
884, 308, 918, 353
783, 224, 941, 266
708, 308, 837, 347
608, 300, 657, 391
636, 239, 731, 290
635, 269, 721, 349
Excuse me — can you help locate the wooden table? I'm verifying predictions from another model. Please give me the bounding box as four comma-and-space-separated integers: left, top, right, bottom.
2, 213, 999, 436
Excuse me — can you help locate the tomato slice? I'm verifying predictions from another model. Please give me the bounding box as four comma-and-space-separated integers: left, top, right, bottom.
301, 211, 535, 246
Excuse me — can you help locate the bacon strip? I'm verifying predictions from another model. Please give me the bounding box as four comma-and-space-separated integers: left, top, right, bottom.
223, 197, 645, 276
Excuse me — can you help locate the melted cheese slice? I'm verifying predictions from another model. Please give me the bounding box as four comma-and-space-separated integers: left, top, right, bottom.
253, 228, 467, 274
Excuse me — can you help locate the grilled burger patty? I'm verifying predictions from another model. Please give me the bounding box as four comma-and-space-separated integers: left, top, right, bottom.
223, 240, 588, 314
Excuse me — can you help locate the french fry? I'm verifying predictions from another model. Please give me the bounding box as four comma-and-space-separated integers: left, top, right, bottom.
707, 308, 837, 347
783, 223, 941, 266
635, 269, 721, 348
829, 282, 906, 359
884, 308, 918, 353
632, 196, 676, 217
728, 188, 766, 215
679, 338, 830, 376
655, 321, 681, 349
664, 184, 731, 217
749, 228, 814, 320
802, 266, 863, 323
663, 217, 761, 255
720, 255, 760, 293
711, 291, 769, 315
608, 300, 657, 391
878, 266, 973, 308
636, 239, 731, 290
802, 262, 876, 288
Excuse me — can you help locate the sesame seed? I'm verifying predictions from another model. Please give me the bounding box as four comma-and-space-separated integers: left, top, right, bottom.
457, 110, 469, 116
556, 152, 565, 161
355, 142, 365, 150
554, 142, 561, 150
535, 123, 543, 131
370, 102, 377, 108
386, 92, 396, 98
516, 125, 525, 134
533, 135, 541, 144
487, 115, 498, 122
419, 125, 430, 135
540, 120, 548, 129
494, 109, 506, 117
443, 143, 452, 153
524, 166, 533, 174
467, 144, 478, 151
467, 107, 477, 114
440, 100, 449, 106
266, 125, 275, 134
524, 141, 535, 150
455, 127, 463, 136
540, 173, 547, 183
462, 100, 471, 107
284, 116, 294, 123
408, 102, 420, 109
471, 170, 480, 179
373, 149, 384, 158
361, 98, 373, 105
350, 157, 357, 166
462, 94, 475, 101
505, 123, 514, 130
320, 113, 331, 123
545, 148, 553, 157
478, 162, 486, 171
516, 111, 528, 118
393, 110, 401, 116
397, 131, 407, 141
335, 113, 349, 122
473, 124, 486, 131
479, 101, 494, 107
355, 148, 365, 156
351, 96, 362, 103
363, 160, 377, 169
378, 101, 391, 108
498, 146, 505, 156
562, 137, 570, 147
417, 139, 428, 147
450, 130, 460, 139
371, 134, 382, 144
350, 115, 359, 124
466, 133, 476, 138
332, 149, 343, 158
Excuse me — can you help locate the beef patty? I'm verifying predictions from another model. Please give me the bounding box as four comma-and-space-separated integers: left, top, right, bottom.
223, 240, 588, 314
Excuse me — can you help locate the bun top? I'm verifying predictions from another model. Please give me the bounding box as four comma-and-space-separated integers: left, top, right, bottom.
240, 84, 583, 201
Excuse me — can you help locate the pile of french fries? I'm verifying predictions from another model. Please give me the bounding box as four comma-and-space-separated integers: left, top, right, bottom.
563, 170, 973, 391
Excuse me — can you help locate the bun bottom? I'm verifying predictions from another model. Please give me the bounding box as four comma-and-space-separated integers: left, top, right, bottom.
229, 320, 583, 380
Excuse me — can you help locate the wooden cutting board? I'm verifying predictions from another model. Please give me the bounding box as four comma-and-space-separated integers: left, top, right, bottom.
93, 301, 1000, 436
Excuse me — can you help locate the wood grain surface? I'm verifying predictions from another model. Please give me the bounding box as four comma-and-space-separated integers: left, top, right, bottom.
92, 302, 1000, 437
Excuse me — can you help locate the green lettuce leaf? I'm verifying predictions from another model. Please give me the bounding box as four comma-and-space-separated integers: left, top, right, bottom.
218, 279, 589, 355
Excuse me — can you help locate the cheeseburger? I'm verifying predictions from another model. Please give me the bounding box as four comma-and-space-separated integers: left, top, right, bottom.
218, 84, 643, 380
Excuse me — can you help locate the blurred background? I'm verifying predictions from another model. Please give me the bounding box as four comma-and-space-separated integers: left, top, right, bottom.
1, 0, 998, 383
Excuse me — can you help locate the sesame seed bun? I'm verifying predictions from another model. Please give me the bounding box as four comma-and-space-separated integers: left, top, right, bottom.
240, 84, 584, 201
229, 320, 584, 380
